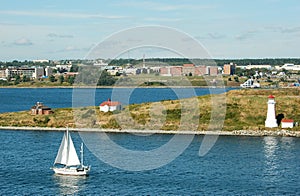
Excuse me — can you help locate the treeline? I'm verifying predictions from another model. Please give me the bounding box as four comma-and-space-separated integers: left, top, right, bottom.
108, 58, 300, 67
2, 58, 300, 68
0, 60, 54, 68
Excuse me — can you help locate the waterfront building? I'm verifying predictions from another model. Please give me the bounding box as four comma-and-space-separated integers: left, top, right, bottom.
32, 67, 44, 79
99, 99, 122, 113
281, 119, 294, 128
265, 95, 278, 128
182, 64, 195, 76
223, 63, 236, 75
5, 67, 35, 78
31, 102, 53, 115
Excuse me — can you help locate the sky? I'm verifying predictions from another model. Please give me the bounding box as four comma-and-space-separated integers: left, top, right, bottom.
0, 0, 300, 61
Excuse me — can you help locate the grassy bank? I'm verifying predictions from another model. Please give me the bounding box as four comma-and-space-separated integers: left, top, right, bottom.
1, 88, 300, 131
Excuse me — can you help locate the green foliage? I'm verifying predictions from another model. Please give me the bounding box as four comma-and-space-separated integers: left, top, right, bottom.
0, 80, 9, 86
59, 75, 64, 84
33, 116, 51, 126
14, 75, 21, 85
162, 109, 181, 121
49, 75, 56, 82
97, 70, 116, 86
67, 76, 75, 84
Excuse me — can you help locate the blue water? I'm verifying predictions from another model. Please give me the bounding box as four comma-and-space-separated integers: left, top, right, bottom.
0, 130, 299, 195
0, 87, 232, 113
0, 87, 300, 195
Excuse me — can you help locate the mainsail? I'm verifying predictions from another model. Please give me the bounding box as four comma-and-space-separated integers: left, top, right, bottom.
54, 129, 80, 166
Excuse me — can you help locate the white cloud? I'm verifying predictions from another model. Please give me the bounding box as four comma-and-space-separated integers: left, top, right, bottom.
13, 38, 33, 46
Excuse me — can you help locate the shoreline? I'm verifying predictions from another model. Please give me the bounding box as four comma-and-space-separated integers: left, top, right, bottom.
0, 126, 299, 137
0, 85, 238, 89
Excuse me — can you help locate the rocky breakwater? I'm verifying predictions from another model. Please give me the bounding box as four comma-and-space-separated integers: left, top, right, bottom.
233, 129, 300, 137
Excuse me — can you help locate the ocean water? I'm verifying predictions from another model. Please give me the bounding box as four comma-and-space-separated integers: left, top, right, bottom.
0, 130, 299, 195
0, 87, 300, 194
0, 87, 231, 113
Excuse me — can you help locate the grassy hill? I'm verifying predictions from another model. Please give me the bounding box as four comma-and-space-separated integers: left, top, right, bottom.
1, 88, 300, 131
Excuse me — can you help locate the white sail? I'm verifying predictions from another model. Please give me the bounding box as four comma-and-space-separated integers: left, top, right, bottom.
66, 134, 80, 166
54, 130, 80, 166
54, 132, 68, 165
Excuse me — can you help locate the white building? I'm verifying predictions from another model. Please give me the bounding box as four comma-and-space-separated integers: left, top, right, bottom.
99, 99, 122, 112
265, 95, 278, 128
281, 119, 294, 128
278, 63, 300, 71
32, 59, 49, 63
246, 65, 272, 70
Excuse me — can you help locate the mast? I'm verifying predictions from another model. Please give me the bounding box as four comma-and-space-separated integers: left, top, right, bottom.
66, 126, 70, 166
80, 143, 84, 167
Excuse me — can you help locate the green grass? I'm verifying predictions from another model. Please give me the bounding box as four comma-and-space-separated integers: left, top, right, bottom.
1, 88, 300, 132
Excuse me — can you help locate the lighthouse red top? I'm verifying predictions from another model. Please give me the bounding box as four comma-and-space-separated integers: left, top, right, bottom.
268, 95, 275, 99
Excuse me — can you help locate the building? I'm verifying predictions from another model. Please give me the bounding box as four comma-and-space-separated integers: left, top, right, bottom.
209, 66, 219, 76
0, 69, 6, 79
124, 68, 142, 75
99, 99, 122, 112
5, 67, 35, 78
265, 95, 278, 128
32, 67, 44, 79
159, 64, 219, 77
182, 64, 195, 76
223, 63, 236, 75
195, 65, 208, 76
246, 65, 272, 70
170, 66, 182, 76
279, 63, 300, 71
281, 119, 294, 128
32, 59, 49, 63
160, 67, 171, 76
31, 102, 53, 115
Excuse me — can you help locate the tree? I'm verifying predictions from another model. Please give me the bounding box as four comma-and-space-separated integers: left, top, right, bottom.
68, 76, 75, 85
97, 70, 116, 86
14, 75, 21, 85
22, 75, 30, 82
49, 75, 56, 82
70, 64, 79, 72
59, 75, 64, 84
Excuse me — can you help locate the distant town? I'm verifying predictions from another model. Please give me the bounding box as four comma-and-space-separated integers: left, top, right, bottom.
1, 58, 300, 87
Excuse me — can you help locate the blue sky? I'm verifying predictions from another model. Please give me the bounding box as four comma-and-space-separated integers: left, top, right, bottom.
0, 0, 300, 61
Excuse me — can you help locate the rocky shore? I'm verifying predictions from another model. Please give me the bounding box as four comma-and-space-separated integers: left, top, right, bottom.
1, 126, 299, 137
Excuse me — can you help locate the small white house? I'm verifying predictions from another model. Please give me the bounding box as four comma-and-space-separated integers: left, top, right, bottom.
281, 119, 294, 128
99, 99, 122, 112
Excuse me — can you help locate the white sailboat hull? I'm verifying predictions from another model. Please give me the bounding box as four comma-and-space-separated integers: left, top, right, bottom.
53, 166, 90, 176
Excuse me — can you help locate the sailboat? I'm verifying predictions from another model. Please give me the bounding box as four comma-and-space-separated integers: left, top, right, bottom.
52, 127, 90, 176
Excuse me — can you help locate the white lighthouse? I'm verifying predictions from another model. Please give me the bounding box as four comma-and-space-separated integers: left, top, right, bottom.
265, 95, 278, 128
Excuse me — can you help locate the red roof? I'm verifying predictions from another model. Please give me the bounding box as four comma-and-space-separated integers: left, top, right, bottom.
268, 95, 275, 99
183, 64, 195, 67
281, 119, 294, 123
100, 100, 121, 107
